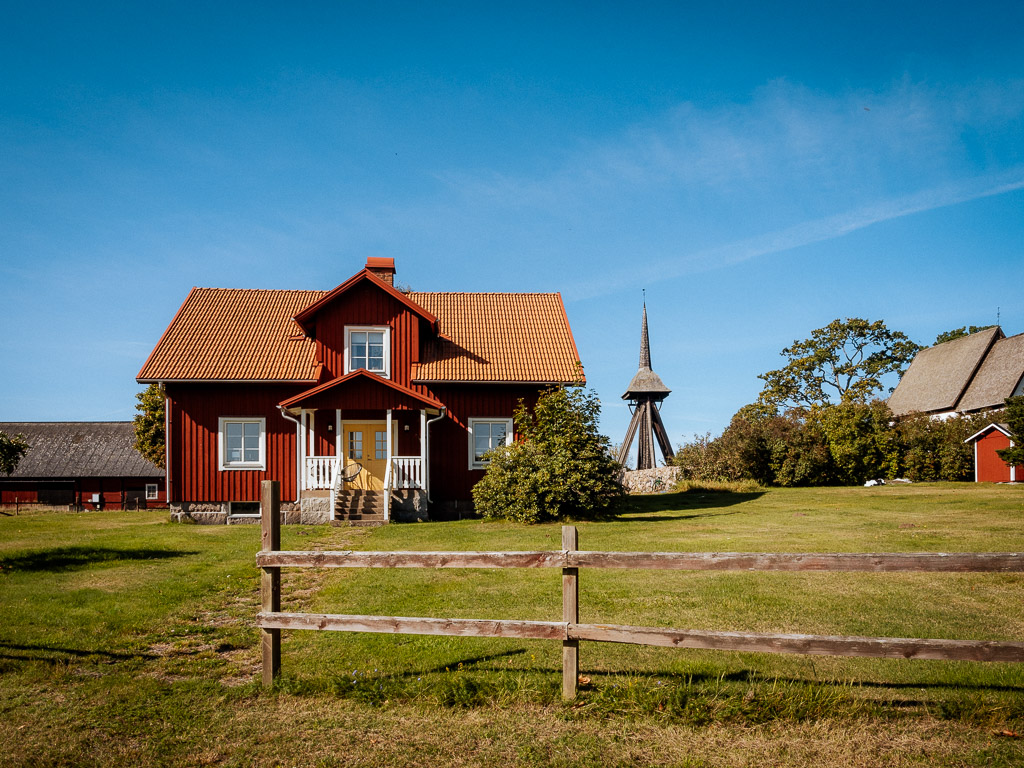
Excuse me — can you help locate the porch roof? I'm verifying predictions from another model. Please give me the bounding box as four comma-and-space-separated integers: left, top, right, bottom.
279, 369, 445, 412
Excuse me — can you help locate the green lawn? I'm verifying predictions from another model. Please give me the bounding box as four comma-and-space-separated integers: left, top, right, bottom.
1, 484, 1023, 767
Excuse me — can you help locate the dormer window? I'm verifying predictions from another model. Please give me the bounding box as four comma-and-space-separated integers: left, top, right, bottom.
345, 326, 391, 377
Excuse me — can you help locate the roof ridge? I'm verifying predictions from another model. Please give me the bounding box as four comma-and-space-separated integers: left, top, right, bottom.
0, 421, 133, 425
409, 291, 561, 296
191, 287, 327, 293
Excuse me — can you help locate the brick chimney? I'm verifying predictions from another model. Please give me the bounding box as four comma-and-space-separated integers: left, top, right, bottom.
365, 257, 395, 286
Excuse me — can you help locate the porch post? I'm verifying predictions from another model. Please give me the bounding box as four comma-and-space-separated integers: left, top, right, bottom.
308, 410, 316, 457
385, 409, 393, 522
299, 410, 308, 491
420, 409, 427, 493
335, 409, 342, 459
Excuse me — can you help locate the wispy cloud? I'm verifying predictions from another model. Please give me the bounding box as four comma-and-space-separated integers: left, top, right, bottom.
569, 168, 1024, 299
373, 77, 1024, 295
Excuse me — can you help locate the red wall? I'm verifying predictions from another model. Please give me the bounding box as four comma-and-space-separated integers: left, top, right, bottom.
425, 384, 540, 502
165, 380, 542, 505
313, 282, 422, 387
0, 478, 166, 509
975, 430, 1022, 482
166, 383, 304, 503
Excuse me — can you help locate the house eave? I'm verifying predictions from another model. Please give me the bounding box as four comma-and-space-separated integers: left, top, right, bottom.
412, 379, 584, 386
137, 378, 319, 385
964, 423, 1013, 444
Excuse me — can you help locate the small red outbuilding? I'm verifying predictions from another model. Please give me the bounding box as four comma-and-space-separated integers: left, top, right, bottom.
964, 424, 1022, 483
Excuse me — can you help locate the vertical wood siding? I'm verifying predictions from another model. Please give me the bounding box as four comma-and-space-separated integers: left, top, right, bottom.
426, 385, 540, 501
167, 383, 304, 503
314, 282, 421, 387
976, 430, 1021, 482
0, 477, 165, 508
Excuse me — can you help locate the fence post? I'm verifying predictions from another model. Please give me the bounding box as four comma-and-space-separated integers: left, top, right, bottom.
562, 524, 579, 700
261, 480, 281, 686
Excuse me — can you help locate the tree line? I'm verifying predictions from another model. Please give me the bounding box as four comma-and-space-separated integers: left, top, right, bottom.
674, 318, 1022, 486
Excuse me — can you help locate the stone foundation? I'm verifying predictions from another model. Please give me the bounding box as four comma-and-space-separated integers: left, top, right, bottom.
621, 466, 680, 494
171, 501, 301, 525
170, 502, 227, 525
300, 495, 332, 525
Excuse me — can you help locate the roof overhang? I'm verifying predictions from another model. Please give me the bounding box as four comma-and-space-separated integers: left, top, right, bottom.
137, 378, 318, 385
279, 369, 445, 411
412, 379, 583, 386
292, 269, 439, 336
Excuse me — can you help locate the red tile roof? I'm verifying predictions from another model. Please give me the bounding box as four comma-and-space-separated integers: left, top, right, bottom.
137, 288, 324, 382
410, 292, 583, 384
139, 285, 583, 385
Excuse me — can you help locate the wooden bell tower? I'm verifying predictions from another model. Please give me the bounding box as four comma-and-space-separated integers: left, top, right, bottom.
618, 301, 674, 469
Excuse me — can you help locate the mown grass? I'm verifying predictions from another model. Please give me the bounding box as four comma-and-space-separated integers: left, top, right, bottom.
1, 484, 1023, 766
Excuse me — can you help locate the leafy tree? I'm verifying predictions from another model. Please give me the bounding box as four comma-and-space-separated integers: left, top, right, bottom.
893, 411, 995, 482
996, 396, 1024, 468
472, 386, 624, 523
814, 400, 898, 484
133, 384, 166, 469
757, 318, 920, 410
674, 398, 991, 487
934, 325, 995, 345
0, 430, 29, 475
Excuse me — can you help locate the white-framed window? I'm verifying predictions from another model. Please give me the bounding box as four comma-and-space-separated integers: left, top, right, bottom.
145, 483, 159, 500
468, 418, 513, 469
218, 417, 267, 470
345, 326, 391, 378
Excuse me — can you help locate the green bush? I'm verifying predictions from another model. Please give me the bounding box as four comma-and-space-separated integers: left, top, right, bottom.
674, 399, 1001, 487
472, 386, 624, 523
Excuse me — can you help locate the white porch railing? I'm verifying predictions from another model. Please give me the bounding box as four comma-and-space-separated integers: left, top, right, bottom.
304, 456, 338, 491
389, 456, 424, 489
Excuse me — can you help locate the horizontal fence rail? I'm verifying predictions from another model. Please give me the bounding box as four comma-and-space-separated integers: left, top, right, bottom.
257, 550, 1024, 572
255, 612, 1024, 664
254, 481, 1024, 699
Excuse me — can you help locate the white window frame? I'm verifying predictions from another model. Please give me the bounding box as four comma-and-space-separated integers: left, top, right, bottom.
218, 417, 267, 471
145, 483, 159, 500
467, 417, 514, 470
344, 326, 391, 378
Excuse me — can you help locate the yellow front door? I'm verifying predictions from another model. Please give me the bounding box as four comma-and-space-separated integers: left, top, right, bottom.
343, 423, 388, 490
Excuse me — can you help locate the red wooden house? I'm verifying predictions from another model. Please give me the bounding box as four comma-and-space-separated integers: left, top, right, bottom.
137, 259, 583, 523
964, 424, 1022, 483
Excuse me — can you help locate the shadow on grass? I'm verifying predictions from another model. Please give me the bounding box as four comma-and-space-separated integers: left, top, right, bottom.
0, 546, 198, 573
615, 490, 765, 522
0, 641, 160, 663
414, 649, 528, 675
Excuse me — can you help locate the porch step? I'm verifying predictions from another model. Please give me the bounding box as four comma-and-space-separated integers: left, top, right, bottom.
334, 489, 387, 525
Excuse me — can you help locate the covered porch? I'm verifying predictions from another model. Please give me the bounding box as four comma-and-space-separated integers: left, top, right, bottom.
279, 370, 445, 523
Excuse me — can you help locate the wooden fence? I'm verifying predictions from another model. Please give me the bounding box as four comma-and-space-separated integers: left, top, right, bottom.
255, 481, 1024, 699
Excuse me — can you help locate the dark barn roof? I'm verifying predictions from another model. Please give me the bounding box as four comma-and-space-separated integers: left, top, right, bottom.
887, 327, 1024, 417
0, 422, 164, 478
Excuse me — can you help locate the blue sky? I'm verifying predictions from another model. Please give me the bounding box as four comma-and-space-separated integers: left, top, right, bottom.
2, 1, 1022, 461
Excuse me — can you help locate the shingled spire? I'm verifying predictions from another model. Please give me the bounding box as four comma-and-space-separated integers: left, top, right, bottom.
618, 299, 674, 470
639, 303, 651, 369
